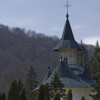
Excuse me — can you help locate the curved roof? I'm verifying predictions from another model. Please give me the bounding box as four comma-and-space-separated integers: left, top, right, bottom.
44, 60, 90, 88
53, 15, 80, 51
71, 65, 95, 85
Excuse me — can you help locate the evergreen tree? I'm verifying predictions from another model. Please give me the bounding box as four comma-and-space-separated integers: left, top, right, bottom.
17, 79, 23, 93
44, 83, 50, 100
0, 93, 2, 100
35, 83, 50, 100
19, 89, 26, 100
66, 89, 72, 100
50, 71, 65, 97
1, 93, 6, 100
90, 41, 100, 100
7, 80, 19, 100
25, 64, 38, 100
7, 79, 24, 100
77, 40, 89, 67
81, 96, 85, 100
53, 92, 60, 100
36, 84, 45, 100
90, 41, 100, 77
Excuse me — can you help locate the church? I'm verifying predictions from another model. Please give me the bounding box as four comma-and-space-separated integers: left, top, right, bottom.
42, 4, 95, 100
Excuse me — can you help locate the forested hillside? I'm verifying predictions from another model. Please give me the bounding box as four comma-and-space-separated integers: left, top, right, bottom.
0, 24, 94, 92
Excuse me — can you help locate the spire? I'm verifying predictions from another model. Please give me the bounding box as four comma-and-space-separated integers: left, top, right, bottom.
61, 15, 75, 40
53, 14, 80, 51
66, 13, 69, 19
62, 0, 74, 40
53, 1, 80, 51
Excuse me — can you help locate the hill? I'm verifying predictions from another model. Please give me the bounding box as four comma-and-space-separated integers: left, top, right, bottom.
0, 24, 94, 92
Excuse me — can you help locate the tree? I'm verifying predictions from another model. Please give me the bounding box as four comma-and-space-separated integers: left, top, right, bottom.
44, 83, 50, 100
19, 89, 26, 100
90, 41, 100, 76
77, 40, 89, 67
1, 93, 6, 100
66, 89, 72, 100
0, 93, 2, 100
25, 64, 38, 100
53, 92, 60, 100
36, 84, 45, 100
50, 71, 65, 97
7, 80, 19, 100
35, 84, 50, 100
90, 41, 100, 100
81, 96, 85, 100
7, 79, 23, 100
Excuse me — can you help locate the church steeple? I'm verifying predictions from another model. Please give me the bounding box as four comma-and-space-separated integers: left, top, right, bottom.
53, 0, 81, 51
53, 13, 80, 51
62, 13, 75, 41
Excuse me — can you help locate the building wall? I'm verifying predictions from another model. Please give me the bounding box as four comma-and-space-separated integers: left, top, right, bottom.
60, 49, 77, 65
65, 88, 94, 100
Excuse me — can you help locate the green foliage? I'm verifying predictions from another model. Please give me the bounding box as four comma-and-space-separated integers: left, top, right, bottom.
36, 84, 45, 100
0, 93, 6, 100
0, 94, 1, 100
90, 41, 100, 100
81, 96, 85, 100
90, 41, 100, 76
36, 84, 50, 100
53, 92, 60, 100
0, 24, 58, 92
66, 89, 72, 100
50, 71, 65, 97
77, 40, 89, 67
1, 93, 6, 100
44, 84, 50, 100
25, 64, 38, 100
7, 80, 19, 100
19, 89, 27, 100
7, 79, 24, 100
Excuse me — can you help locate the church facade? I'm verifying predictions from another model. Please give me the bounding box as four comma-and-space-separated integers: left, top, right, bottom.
43, 13, 95, 100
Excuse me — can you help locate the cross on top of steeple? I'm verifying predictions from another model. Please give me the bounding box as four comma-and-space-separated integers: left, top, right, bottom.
64, 0, 71, 18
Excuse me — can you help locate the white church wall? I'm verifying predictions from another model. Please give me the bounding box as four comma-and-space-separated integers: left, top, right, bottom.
65, 88, 93, 100
60, 49, 77, 65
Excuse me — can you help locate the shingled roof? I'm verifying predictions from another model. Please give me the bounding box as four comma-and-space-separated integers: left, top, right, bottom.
44, 60, 90, 88
53, 14, 80, 51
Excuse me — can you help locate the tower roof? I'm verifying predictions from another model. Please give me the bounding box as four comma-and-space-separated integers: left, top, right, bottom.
43, 66, 51, 82
53, 14, 80, 51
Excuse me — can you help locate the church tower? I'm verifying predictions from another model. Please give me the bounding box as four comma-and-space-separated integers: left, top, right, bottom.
33, 1, 95, 100
53, 13, 80, 68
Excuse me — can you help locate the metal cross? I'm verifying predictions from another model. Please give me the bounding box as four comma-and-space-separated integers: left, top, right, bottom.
64, 0, 71, 14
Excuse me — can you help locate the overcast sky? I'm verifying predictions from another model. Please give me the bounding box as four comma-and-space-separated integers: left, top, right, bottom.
0, 0, 100, 45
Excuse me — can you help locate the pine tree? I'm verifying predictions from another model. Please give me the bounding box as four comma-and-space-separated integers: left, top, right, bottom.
50, 71, 65, 97
36, 84, 45, 100
77, 40, 89, 67
17, 79, 23, 93
44, 83, 50, 100
1, 93, 6, 100
19, 89, 26, 100
66, 89, 72, 100
81, 96, 85, 100
35, 83, 50, 100
53, 92, 60, 100
25, 64, 38, 100
7, 80, 19, 100
90, 41, 100, 77
7, 79, 24, 100
0, 93, 2, 100
90, 41, 100, 100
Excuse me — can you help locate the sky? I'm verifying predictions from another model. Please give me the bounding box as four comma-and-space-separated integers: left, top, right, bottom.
0, 0, 100, 45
